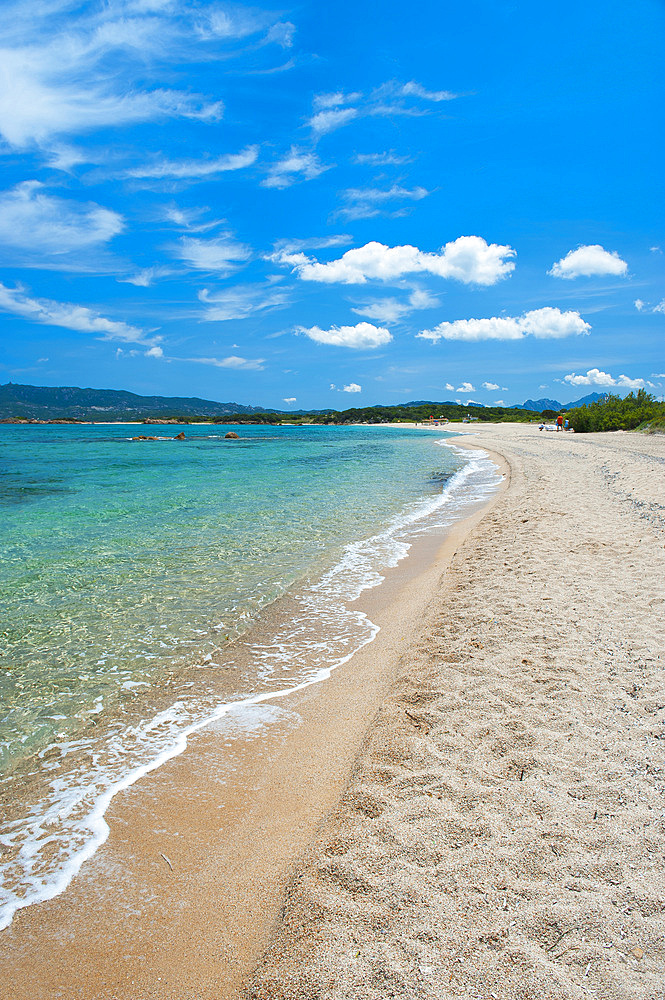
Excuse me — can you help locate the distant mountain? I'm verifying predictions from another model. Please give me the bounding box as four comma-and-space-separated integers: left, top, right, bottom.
520, 397, 562, 412
0, 383, 270, 421
515, 392, 607, 413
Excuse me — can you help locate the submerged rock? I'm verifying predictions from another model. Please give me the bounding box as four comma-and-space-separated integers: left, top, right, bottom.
174, 431, 186, 440
224, 431, 240, 439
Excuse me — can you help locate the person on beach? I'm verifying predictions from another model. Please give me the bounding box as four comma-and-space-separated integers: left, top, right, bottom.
556, 414, 563, 431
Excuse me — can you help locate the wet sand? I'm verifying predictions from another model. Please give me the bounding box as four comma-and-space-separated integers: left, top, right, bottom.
4, 424, 664, 1000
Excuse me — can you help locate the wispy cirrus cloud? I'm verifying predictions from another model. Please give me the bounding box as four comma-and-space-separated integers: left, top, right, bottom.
173, 234, 251, 274
353, 151, 413, 166
0, 0, 292, 151
126, 146, 258, 181
198, 284, 289, 321
118, 266, 172, 287
0, 181, 123, 267
353, 288, 439, 324
338, 185, 429, 220
0, 281, 153, 345
418, 307, 590, 342
262, 147, 330, 189
275, 237, 516, 286
177, 354, 265, 371
309, 108, 358, 136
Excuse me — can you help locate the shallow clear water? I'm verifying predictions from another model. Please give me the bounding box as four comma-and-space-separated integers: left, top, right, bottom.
0, 422, 499, 928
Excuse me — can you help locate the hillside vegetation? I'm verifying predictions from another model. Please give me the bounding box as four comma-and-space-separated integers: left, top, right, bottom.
567, 390, 665, 433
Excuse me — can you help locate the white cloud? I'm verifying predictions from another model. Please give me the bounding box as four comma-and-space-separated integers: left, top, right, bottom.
179, 355, 265, 371
456, 382, 475, 393
482, 381, 500, 391
174, 235, 251, 274
119, 266, 171, 287
0, 48, 222, 150
309, 108, 358, 135
0, 0, 290, 150
342, 383, 362, 392
353, 151, 412, 166
563, 368, 648, 390
298, 322, 392, 349
262, 147, 330, 189
401, 81, 457, 102
653, 299, 665, 314
313, 91, 361, 110
270, 234, 352, 255
198, 285, 288, 321
353, 288, 439, 324
418, 307, 590, 342
127, 146, 258, 180
145, 345, 163, 358
281, 236, 516, 286
0, 181, 123, 255
494, 399, 505, 406
443, 383, 455, 392
549, 245, 628, 279
634, 299, 645, 311
283, 397, 297, 403
339, 185, 429, 219
0, 281, 150, 344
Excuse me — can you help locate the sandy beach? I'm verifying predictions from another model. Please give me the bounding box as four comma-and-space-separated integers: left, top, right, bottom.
3, 423, 664, 999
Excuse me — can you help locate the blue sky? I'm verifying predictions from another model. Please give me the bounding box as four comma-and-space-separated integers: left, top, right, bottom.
0, 0, 663, 409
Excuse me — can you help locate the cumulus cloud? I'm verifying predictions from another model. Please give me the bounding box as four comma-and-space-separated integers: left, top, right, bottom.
0, 281, 150, 345
279, 237, 516, 286
198, 285, 289, 321
456, 382, 475, 393
636, 298, 665, 315
298, 322, 392, 349
353, 288, 439, 324
482, 381, 500, 391
0, 181, 123, 256
549, 245, 628, 279
418, 307, 590, 342
563, 368, 648, 390
635, 299, 645, 311
174, 234, 251, 274
126, 146, 258, 180
342, 383, 362, 392
262, 147, 330, 189
283, 397, 297, 403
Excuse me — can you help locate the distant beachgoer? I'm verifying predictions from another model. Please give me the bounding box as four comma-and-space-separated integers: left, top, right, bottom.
556, 414, 563, 431
539, 422, 545, 431
564, 418, 569, 431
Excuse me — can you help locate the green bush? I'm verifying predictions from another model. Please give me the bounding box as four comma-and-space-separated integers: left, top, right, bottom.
568, 390, 665, 432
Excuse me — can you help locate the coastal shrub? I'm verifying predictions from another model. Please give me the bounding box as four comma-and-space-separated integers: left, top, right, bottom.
568, 390, 665, 433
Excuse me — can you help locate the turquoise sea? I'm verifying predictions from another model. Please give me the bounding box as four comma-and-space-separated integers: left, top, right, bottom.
0, 422, 499, 929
